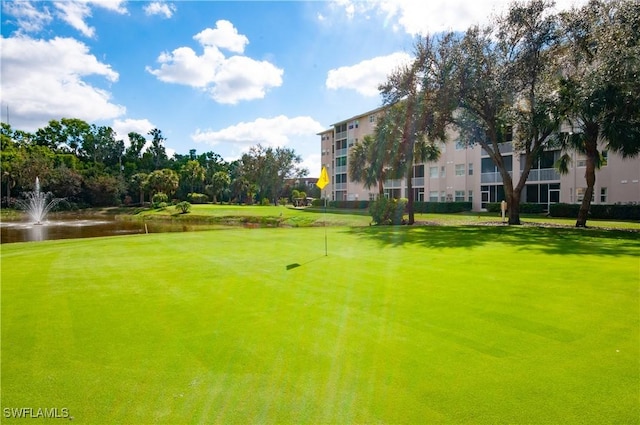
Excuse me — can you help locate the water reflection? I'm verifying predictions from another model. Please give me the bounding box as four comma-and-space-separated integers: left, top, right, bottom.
1, 217, 148, 244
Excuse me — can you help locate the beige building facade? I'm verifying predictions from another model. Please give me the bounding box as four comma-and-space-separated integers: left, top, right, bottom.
319, 107, 640, 211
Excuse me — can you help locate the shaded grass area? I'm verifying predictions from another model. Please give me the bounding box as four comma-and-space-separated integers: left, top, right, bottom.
2, 226, 639, 424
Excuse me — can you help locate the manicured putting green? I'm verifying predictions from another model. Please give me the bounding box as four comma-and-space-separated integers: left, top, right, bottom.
2, 225, 638, 423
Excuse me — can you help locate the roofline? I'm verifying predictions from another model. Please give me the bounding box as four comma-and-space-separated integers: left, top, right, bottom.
329, 105, 387, 127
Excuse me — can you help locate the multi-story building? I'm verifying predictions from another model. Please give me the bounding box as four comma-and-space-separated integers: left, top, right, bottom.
319, 106, 640, 211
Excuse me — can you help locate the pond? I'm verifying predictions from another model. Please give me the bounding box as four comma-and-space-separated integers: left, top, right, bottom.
0, 213, 210, 244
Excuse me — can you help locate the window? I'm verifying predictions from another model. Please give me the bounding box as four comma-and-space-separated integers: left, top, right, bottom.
455, 164, 465, 176
468, 190, 473, 203
440, 166, 446, 178
414, 164, 425, 178
369, 114, 376, 123
455, 190, 465, 201
601, 150, 608, 166
335, 173, 347, 183
429, 166, 438, 178
440, 191, 446, 202
600, 187, 607, 203
335, 157, 347, 167
468, 163, 474, 175
505, 126, 513, 142
429, 191, 438, 202
455, 140, 465, 150
576, 188, 594, 202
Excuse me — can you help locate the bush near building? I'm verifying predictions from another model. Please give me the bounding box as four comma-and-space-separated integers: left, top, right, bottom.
550, 203, 640, 220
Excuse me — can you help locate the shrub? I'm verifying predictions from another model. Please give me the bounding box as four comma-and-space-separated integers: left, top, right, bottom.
369, 197, 407, 225
187, 193, 209, 204
175, 201, 191, 214
152, 192, 169, 208
261, 198, 271, 206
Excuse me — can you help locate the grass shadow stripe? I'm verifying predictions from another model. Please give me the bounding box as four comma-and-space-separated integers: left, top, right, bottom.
479, 311, 579, 342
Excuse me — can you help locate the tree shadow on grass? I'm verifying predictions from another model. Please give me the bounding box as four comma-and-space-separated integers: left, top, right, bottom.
344, 224, 640, 257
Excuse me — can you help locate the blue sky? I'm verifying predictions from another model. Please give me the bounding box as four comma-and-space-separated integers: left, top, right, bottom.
1, 0, 586, 176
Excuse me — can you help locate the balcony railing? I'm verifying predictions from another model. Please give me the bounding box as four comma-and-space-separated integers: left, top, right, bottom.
335, 148, 347, 157
412, 177, 425, 187
335, 131, 347, 140
334, 182, 346, 190
526, 168, 560, 181
335, 165, 347, 174
383, 179, 403, 188
481, 171, 512, 183
481, 143, 512, 156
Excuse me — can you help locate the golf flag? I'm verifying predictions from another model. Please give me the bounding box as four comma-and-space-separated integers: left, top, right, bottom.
316, 166, 329, 189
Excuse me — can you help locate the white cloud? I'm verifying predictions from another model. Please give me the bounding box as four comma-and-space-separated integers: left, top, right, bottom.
2, 1, 53, 33
326, 52, 412, 96
147, 20, 283, 104
194, 20, 248, 54
0, 35, 125, 131
191, 115, 325, 149
144, 2, 176, 19
331, 0, 590, 35
208, 56, 284, 105
53, 0, 127, 38
111, 118, 155, 142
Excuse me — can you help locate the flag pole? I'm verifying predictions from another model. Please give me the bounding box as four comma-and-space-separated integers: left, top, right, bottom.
316, 166, 330, 257
323, 195, 327, 256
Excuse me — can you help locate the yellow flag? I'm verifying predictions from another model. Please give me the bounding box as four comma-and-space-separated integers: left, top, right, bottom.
316, 166, 329, 189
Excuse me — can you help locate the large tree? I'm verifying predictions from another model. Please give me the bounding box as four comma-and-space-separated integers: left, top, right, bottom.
239, 144, 307, 204
555, 0, 640, 227
453, 0, 561, 224
378, 35, 454, 224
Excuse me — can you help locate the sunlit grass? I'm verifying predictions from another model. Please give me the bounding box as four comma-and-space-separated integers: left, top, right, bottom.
2, 225, 638, 424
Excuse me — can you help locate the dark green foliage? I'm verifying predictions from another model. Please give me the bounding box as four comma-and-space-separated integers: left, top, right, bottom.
413, 202, 472, 214
486, 202, 544, 214
329, 200, 370, 209
187, 193, 209, 204
550, 203, 640, 220
369, 197, 407, 225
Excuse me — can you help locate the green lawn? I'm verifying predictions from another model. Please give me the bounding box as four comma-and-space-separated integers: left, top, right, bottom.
2, 225, 639, 424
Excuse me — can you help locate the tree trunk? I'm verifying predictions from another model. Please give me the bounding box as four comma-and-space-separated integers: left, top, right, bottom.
576, 137, 599, 227
508, 187, 522, 225
407, 166, 414, 225
139, 189, 144, 204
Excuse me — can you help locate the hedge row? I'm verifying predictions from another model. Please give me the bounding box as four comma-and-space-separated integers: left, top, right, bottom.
549, 203, 640, 220
485, 202, 545, 214
413, 201, 472, 213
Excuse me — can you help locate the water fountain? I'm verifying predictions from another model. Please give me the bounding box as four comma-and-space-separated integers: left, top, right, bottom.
15, 177, 62, 225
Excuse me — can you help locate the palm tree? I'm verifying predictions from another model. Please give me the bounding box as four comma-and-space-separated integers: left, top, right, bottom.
555, 0, 640, 227
348, 135, 386, 197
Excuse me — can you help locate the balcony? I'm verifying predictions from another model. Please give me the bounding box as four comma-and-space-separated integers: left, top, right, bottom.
481, 143, 512, 156
481, 171, 512, 183
411, 177, 425, 187
335, 131, 347, 140
526, 168, 560, 181
383, 179, 403, 188
335, 148, 347, 157
335, 165, 347, 174
334, 182, 347, 190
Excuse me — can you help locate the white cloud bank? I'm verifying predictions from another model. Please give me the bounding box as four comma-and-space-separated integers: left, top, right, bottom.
332, 0, 590, 35
326, 51, 412, 96
147, 20, 283, 104
192, 115, 325, 149
0, 36, 125, 131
